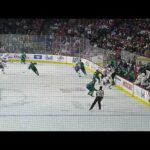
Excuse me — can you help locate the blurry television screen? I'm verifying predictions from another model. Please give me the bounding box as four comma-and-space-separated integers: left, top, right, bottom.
0, 19, 150, 131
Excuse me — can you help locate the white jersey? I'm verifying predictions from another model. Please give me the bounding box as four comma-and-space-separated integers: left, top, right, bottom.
103, 77, 108, 84
0, 54, 8, 67
102, 75, 112, 89
106, 76, 110, 81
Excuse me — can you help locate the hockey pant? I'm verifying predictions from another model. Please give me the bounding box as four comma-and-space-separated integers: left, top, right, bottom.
21, 58, 26, 64
86, 86, 95, 96
89, 97, 103, 110
32, 68, 39, 76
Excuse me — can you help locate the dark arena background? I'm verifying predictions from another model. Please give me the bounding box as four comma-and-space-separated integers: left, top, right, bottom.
0, 19, 150, 131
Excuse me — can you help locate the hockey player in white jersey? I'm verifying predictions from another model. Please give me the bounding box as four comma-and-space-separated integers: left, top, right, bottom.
74, 62, 81, 77
0, 61, 5, 74
102, 73, 112, 89
0, 53, 8, 67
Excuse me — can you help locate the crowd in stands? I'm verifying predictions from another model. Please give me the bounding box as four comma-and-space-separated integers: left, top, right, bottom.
0, 19, 150, 57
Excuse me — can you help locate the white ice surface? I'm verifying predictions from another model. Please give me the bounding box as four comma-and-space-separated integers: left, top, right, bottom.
0, 62, 149, 131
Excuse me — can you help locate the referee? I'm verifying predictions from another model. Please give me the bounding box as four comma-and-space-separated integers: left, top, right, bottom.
89, 86, 104, 110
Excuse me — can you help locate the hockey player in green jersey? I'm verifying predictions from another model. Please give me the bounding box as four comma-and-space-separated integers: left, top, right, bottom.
20, 52, 27, 64
28, 62, 39, 76
93, 69, 103, 84
86, 79, 97, 97
79, 60, 87, 75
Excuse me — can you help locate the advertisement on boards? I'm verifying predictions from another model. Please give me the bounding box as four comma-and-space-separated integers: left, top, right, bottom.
14, 53, 21, 59
45, 55, 53, 60
122, 80, 133, 92
34, 55, 42, 59
134, 85, 145, 100
72, 57, 80, 63
57, 55, 65, 62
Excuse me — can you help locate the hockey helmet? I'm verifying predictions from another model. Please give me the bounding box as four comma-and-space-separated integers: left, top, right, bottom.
99, 86, 103, 90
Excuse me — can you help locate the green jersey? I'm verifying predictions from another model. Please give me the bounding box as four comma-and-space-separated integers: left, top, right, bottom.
93, 71, 101, 82
127, 71, 134, 82
21, 53, 26, 60
86, 81, 96, 91
28, 62, 37, 70
80, 62, 85, 69
94, 71, 100, 78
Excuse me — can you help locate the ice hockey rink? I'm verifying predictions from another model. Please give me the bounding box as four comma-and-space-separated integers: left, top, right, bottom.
0, 62, 150, 131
